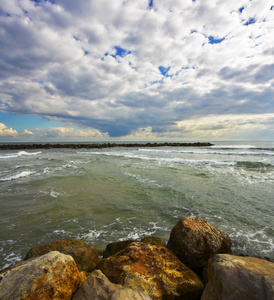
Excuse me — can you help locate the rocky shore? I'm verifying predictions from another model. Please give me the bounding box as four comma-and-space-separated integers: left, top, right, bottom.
0, 217, 273, 299
0, 142, 213, 151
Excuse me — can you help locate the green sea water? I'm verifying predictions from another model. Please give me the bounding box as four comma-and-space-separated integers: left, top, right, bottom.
0, 141, 273, 269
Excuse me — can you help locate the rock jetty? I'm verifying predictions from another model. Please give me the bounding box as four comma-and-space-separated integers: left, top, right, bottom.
0, 217, 273, 300
0, 142, 213, 151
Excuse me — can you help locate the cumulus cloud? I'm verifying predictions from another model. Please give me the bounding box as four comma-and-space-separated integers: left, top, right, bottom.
0, 0, 273, 139
0, 123, 18, 137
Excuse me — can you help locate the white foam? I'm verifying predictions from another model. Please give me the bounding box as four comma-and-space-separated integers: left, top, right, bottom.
18, 151, 41, 156
0, 170, 34, 181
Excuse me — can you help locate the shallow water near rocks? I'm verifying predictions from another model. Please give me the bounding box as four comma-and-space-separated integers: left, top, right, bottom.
0, 141, 273, 269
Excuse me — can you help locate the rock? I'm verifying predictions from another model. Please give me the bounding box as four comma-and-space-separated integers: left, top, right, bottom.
140, 236, 166, 247
103, 239, 135, 258
201, 254, 274, 300
72, 269, 152, 300
0, 251, 87, 300
97, 242, 204, 300
63, 245, 100, 272
24, 239, 100, 272
167, 217, 231, 269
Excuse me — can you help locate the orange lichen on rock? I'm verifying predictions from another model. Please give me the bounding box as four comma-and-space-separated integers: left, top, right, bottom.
97, 242, 204, 300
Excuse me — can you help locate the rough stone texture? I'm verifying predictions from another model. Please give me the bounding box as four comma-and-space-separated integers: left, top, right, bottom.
102, 239, 135, 258
140, 236, 166, 247
0, 251, 87, 300
24, 239, 100, 272
63, 245, 100, 272
167, 217, 231, 269
97, 242, 204, 300
201, 254, 274, 300
72, 269, 152, 300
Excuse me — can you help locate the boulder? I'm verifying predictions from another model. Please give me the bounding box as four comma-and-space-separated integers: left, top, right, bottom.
97, 242, 204, 300
72, 269, 152, 300
140, 236, 166, 247
24, 239, 100, 272
0, 251, 87, 300
167, 217, 231, 269
201, 254, 274, 300
103, 239, 135, 258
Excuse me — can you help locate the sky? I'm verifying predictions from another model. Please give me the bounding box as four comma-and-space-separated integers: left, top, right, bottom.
0, 0, 274, 142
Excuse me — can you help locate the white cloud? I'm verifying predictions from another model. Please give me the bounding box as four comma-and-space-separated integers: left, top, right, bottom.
0, 123, 18, 137
0, 0, 273, 139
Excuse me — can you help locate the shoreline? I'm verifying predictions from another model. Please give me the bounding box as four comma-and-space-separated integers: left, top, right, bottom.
0, 142, 213, 151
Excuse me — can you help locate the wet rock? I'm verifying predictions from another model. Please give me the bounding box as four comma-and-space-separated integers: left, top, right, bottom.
0, 251, 86, 300
103, 240, 135, 258
72, 269, 152, 300
201, 254, 274, 300
97, 242, 204, 300
24, 239, 100, 272
167, 217, 231, 269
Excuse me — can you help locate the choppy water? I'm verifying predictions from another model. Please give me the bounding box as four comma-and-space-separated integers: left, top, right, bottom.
0, 141, 273, 269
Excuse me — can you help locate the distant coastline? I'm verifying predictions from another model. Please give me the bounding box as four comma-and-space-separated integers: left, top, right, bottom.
0, 142, 213, 151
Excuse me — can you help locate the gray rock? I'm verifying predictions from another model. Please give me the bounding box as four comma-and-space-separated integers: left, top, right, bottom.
72, 269, 152, 300
201, 254, 274, 300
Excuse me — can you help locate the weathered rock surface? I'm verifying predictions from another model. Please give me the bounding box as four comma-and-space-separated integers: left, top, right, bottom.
167, 217, 231, 269
103, 239, 135, 258
0, 251, 86, 300
201, 254, 274, 300
140, 236, 166, 247
103, 237, 166, 258
24, 239, 100, 272
72, 269, 152, 300
97, 242, 204, 300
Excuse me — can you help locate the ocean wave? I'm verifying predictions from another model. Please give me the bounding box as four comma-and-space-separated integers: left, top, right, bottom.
0, 170, 35, 181
0, 151, 41, 159
236, 161, 274, 170
139, 148, 274, 156
79, 150, 235, 166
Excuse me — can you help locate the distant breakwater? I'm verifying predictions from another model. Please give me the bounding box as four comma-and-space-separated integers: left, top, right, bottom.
0, 142, 213, 151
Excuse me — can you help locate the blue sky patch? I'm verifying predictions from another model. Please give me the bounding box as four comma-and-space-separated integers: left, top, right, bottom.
239, 6, 245, 13
244, 17, 256, 26
148, 0, 153, 9
159, 66, 170, 76
208, 36, 225, 44
110, 46, 131, 58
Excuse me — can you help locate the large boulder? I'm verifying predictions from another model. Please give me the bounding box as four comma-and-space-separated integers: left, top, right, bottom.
103, 240, 135, 258
0, 251, 87, 300
167, 217, 231, 269
24, 239, 100, 272
140, 236, 166, 247
97, 242, 204, 300
72, 269, 152, 300
201, 254, 274, 300
103, 237, 166, 258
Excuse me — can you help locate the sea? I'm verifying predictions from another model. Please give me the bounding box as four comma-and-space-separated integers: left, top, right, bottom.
0, 141, 273, 270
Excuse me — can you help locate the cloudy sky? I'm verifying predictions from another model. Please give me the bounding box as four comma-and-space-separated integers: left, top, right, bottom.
0, 0, 274, 142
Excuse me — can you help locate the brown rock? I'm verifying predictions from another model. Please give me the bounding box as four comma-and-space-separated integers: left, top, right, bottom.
201, 254, 274, 300
64, 245, 100, 272
24, 239, 100, 272
72, 269, 152, 300
0, 251, 86, 300
103, 239, 135, 258
140, 236, 166, 247
97, 242, 204, 300
167, 217, 231, 269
